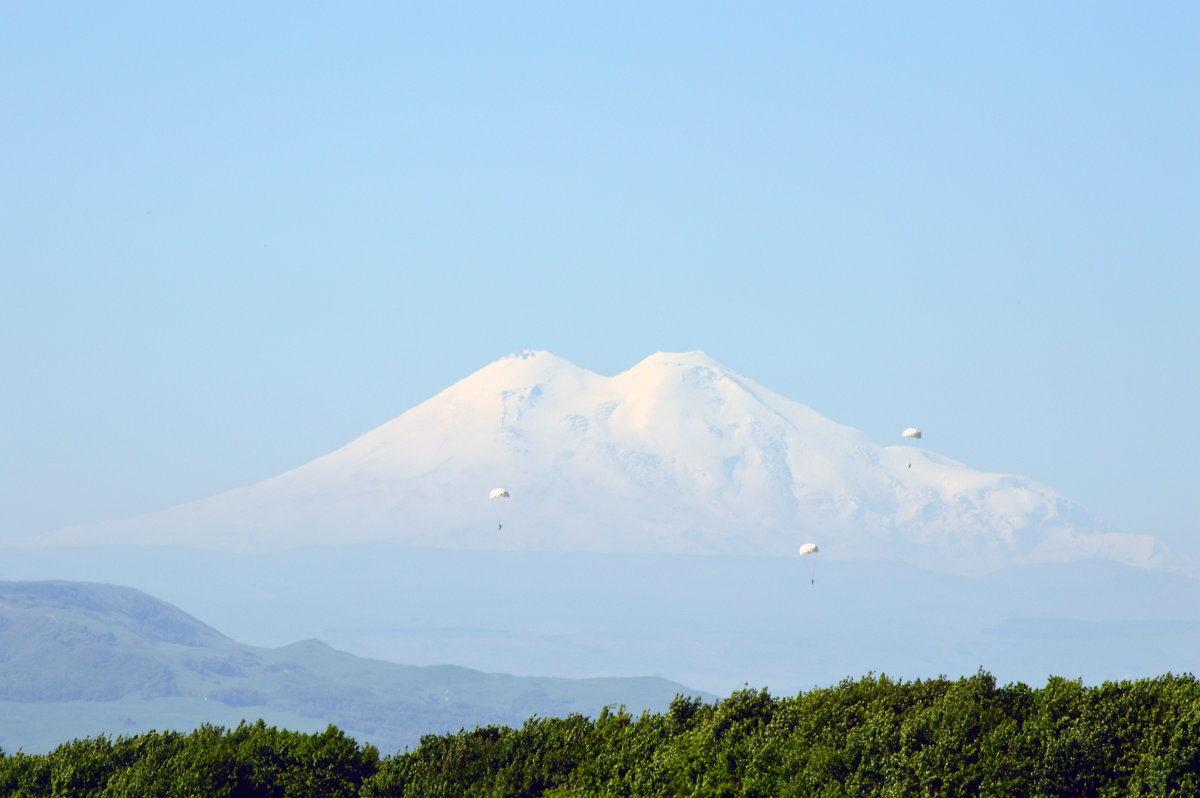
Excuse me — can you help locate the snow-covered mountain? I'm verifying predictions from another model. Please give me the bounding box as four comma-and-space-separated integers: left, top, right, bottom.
33, 350, 1161, 573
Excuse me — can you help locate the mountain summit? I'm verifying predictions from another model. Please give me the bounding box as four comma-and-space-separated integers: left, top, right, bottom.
36, 350, 1160, 573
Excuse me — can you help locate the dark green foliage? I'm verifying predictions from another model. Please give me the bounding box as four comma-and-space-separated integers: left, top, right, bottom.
4, 673, 1200, 797
0, 721, 378, 797
363, 672, 1200, 798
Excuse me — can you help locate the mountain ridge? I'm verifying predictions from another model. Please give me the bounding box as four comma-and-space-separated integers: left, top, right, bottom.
25, 350, 1162, 574
0, 579, 709, 753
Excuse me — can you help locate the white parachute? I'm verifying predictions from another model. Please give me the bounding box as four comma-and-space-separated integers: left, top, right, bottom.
490, 488, 509, 530
798, 542, 819, 585
902, 428, 922, 469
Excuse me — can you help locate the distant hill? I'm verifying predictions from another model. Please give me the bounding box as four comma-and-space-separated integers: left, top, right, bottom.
30, 350, 1161, 574
0, 581, 710, 754
7, 546, 1200, 707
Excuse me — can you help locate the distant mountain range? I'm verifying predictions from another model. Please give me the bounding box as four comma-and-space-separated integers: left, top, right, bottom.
0, 580, 708, 755
7, 548, 1200, 716
29, 350, 1161, 574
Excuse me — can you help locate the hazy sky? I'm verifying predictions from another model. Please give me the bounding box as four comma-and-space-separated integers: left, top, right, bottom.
3, 4, 1197, 559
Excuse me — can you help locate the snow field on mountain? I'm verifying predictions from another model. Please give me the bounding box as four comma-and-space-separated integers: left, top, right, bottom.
30, 350, 1162, 574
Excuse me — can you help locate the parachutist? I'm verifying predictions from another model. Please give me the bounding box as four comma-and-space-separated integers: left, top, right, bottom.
903, 428, 921, 472
490, 488, 509, 531
799, 543, 819, 584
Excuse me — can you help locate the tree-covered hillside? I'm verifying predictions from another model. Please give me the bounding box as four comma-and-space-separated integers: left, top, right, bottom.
0, 580, 708, 753
4, 671, 1199, 796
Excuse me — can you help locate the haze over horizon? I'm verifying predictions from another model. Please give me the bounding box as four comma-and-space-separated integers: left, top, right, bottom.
3, 4, 1197, 565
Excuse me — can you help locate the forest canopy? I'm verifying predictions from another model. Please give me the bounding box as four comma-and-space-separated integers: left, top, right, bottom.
3, 671, 1199, 797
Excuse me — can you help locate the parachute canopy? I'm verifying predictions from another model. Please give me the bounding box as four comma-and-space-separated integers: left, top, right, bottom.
798, 543, 819, 556
902, 428, 922, 440
489, 488, 510, 499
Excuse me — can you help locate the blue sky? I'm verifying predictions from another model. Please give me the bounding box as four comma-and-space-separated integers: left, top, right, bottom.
3, 4, 1197, 559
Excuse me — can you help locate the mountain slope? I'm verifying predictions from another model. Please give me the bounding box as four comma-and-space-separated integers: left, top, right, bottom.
0, 580, 709, 754
32, 351, 1160, 573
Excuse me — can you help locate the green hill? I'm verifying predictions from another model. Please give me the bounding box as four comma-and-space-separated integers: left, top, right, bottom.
0, 581, 710, 754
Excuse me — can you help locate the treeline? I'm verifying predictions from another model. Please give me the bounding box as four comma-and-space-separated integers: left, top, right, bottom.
3, 671, 1199, 796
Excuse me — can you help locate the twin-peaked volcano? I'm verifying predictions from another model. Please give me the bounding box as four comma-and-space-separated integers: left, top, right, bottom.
36, 351, 1160, 573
